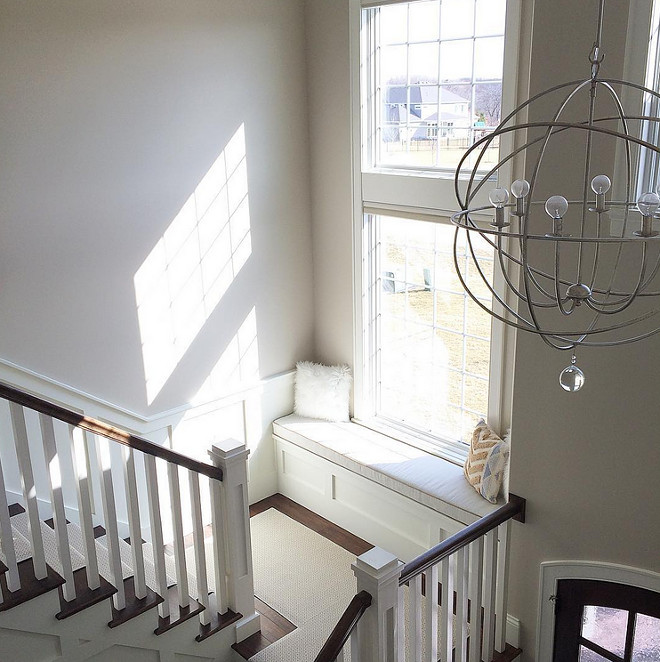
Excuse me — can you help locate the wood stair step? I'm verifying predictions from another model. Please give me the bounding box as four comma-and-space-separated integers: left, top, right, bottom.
7, 503, 25, 517
0, 558, 64, 612
195, 591, 242, 642
232, 597, 296, 659
108, 575, 164, 628
55, 566, 117, 620
153, 585, 206, 635
491, 643, 523, 661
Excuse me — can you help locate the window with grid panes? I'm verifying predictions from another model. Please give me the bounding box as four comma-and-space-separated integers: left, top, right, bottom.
357, 0, 514, 454
364, 0, 506, 173
367, 214, 493, 446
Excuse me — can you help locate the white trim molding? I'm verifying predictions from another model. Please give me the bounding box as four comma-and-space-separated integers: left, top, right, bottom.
0, 356, 294, 432
536, 560, 660, 662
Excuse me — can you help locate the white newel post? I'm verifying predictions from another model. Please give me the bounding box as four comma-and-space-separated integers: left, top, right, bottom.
352, 547, 404, 662
208, 439, 260, 642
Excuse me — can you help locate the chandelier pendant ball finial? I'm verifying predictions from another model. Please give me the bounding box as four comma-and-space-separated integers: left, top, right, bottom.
450, 0, 660, 391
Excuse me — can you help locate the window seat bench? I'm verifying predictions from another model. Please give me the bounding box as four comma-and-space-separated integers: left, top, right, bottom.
273, 414, 501, 560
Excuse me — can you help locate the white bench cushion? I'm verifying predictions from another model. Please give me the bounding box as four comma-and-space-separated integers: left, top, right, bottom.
273, 414, 500, 525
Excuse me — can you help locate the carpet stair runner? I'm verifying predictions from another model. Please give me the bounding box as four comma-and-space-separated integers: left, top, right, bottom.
0, 504, 240, 641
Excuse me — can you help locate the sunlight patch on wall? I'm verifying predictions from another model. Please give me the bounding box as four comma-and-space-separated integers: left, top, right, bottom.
167, 307, 260, 535
134, 125, 252, 404
192, 307, 260, 407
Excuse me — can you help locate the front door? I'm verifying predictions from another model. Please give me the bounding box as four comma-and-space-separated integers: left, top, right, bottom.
552, 579, 660, 661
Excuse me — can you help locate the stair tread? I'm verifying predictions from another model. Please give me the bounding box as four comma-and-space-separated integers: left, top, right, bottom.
1, 523, 32, 565
66, 524, 132, 581
11, 514, 86, 576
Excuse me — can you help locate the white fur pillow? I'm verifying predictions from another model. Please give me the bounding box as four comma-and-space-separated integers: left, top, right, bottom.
294, 361, 352, 422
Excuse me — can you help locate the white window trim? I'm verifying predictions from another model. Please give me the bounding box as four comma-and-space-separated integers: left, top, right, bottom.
610, 0, 657, 235
350, 0, 525, 457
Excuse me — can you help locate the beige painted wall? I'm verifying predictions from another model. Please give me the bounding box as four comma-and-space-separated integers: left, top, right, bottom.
508, 1, 660, 659
305, 0, 355, 369
0, 0, 314, 416
304, 0, 660, 659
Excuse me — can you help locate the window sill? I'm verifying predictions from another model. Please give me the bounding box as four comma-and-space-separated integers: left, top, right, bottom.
351, 416, 468, 467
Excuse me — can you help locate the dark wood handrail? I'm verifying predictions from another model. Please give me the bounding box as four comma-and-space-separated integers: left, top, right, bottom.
399, 494, 526, 586
314, 590, 372, 662
0, 381, 223, 481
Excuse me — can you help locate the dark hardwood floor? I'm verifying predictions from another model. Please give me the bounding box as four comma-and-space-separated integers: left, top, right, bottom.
249, 493, 373, 557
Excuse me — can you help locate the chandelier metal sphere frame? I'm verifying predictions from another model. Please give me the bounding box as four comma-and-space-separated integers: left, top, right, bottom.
451, 0, 660, 391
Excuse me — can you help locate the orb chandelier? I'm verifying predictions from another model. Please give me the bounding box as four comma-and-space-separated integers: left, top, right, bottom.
451, 0, 660, 391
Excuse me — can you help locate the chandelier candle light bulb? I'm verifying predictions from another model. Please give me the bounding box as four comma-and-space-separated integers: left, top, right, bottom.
590, 174, 611, 212
545, 195, 569, 236
635, 192, 660, 237
511, 179, 531, 216
489, 187, 510, 228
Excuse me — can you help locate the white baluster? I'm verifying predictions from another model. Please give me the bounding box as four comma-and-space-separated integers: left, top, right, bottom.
337, 647, 345, 662
495, 521, 511, 653
209, 439, 259, 642
209, 474, 228, 615
397, 580, 405, 662
189, 471, 210, 626
349, 625, 360, 662
409, 573, 423, 661
482, 529, 498, 662
439, 555, 453, 662
39, 414, 76, 601
68, 427, 100, 589
9, 403, 47, 580
352, 547, 403, 662
144, 454, 169, 619
468, 538, 484, 662
454, 548, 469, 662
122, 446, 146, 600
424, 564, 438, 662
167, 462, 190, 608
0, 452, 20, 592
95, 435, 125, 610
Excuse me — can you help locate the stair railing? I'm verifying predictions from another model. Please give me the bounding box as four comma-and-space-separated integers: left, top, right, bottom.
0, 381, 259, 641
316, 495, 526, 662
313, 590, 372, 662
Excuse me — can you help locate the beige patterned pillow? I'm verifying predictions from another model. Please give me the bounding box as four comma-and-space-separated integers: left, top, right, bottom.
464, 419, 510, 503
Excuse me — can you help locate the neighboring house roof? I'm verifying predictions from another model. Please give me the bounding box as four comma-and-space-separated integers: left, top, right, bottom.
422, 110, 468, 122
384, 85, 469, 107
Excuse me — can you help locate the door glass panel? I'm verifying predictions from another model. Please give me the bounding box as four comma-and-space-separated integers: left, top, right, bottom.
579, 646, 612, 662
632, 613, 660, 661
581, 606, 629, 657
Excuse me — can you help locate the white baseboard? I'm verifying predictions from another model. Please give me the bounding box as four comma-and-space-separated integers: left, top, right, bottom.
507, 614, 521, 648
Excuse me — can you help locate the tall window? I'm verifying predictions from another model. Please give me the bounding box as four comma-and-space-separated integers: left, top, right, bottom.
356, 0, 517, 456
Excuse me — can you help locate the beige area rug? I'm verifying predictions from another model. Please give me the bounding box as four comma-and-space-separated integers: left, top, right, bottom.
248, 509, 463, 661
249, 509, 358, 662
